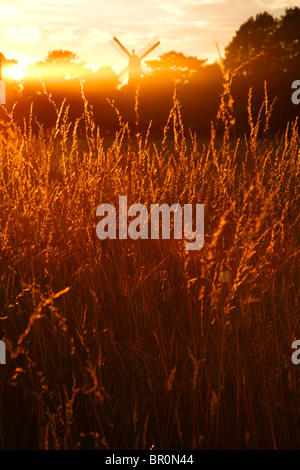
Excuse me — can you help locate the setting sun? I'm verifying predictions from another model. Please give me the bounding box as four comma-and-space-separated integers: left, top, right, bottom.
4, 62, 26, 81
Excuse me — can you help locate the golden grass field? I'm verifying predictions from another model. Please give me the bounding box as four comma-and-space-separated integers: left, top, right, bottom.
0, 84, 299, 449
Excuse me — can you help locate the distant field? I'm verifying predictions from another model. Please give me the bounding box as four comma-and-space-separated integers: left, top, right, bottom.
0, 90, 299, 449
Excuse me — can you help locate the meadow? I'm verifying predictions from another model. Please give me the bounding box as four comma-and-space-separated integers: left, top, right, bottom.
0, 84, 299, 449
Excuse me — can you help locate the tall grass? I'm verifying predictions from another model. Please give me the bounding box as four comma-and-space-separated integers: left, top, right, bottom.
0, 83, 299, 449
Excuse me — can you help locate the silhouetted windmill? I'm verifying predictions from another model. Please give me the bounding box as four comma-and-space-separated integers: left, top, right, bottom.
111, 37, 160, 83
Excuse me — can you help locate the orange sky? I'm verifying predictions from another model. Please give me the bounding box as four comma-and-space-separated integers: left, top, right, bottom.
0, 0, 298, 80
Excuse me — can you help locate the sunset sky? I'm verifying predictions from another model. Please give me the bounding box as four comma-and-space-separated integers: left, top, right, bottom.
0, 0, 298, 78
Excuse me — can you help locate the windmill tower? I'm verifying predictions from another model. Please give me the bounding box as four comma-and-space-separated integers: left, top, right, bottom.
111, 37, 160, 84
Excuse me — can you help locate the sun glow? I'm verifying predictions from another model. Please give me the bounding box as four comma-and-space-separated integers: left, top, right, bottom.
4, 62, 26, 81
0, 6, 16, 16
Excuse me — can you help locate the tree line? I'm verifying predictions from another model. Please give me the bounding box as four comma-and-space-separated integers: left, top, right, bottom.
1, 6, 300, 137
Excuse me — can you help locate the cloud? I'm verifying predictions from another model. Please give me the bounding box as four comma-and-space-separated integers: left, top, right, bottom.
256, 0, 296, 9
45, 26, 82, 44
0, 5, 20, 16
6, 27, 41, 43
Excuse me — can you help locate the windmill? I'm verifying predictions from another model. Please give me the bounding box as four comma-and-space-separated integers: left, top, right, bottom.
111, 36, 160, 84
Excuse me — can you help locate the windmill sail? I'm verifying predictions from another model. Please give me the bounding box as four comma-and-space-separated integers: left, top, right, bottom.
111, 37, 132, 59
138, 38, 160, 60
118, 65, 129, 79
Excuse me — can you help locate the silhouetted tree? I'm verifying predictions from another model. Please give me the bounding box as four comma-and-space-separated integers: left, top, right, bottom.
19, 51, 120, 131
146, 51, 207, 84
224, 12, 277, 75
275, 7, 300, 75
45, 50, 78, 63
36, 49, 86, 84
223, 7, 300, 134
0, 52, 18, 70
224, 7, 300, 79
136, 53, 221, 136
